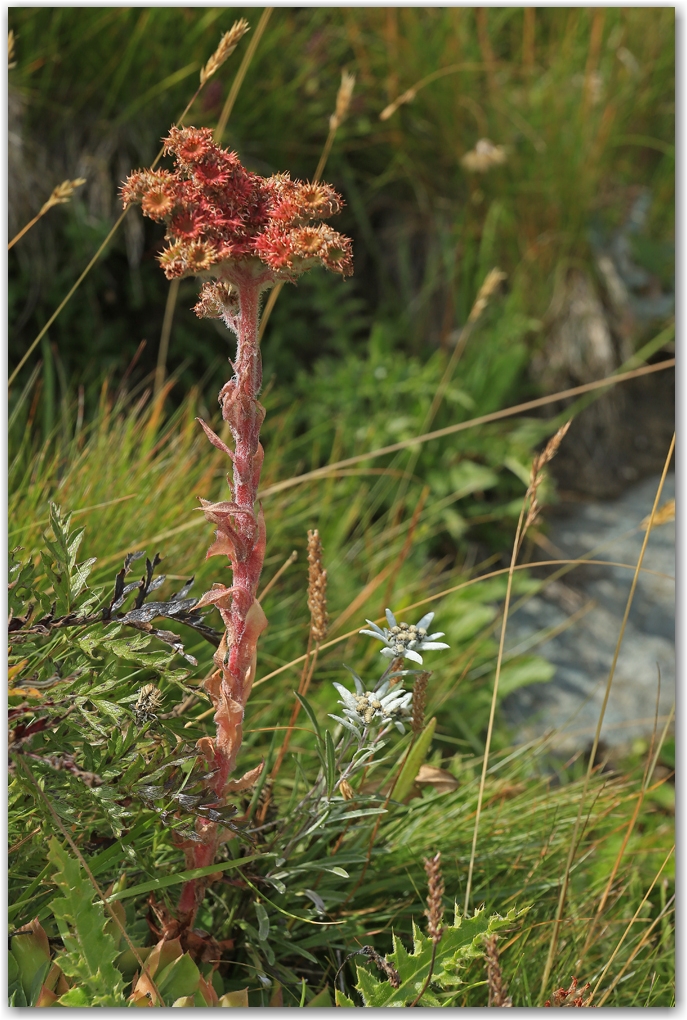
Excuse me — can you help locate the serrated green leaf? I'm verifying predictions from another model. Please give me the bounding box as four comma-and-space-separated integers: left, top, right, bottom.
335, 988, 356, 1007
67, 528, 86, 568
354, 906, 520, 1007
47, 838, 125, 1006
70, 557, 96, 599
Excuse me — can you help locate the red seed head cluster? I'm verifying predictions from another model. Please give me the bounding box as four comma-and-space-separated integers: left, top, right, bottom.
121, 126, 353, 315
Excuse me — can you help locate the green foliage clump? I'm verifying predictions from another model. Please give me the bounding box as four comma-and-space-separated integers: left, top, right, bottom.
47, 838, 125, 1006
338, 907, 519, 1007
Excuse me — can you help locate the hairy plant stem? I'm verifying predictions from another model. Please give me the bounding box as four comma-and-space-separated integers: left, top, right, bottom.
178, 265, 272, 920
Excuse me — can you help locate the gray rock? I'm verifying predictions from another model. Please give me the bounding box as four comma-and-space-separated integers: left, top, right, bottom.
503, 473, 674, 751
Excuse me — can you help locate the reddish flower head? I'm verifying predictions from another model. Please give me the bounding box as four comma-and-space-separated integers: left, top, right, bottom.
121, 126, 353, 309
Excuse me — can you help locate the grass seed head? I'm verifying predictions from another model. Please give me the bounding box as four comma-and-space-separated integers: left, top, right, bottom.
40, 178, 87, 216
200, 19, 250, 86
423, 851, 445, 943
468, 267, 507, 323
524, 420, 572, 533
330, 69, 356, 132
307, 529, 328, 642
484, 935, 513, 1007
411, 671, 431, 735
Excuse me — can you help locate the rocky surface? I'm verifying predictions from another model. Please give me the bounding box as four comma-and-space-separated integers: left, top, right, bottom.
503, 472, 675, 752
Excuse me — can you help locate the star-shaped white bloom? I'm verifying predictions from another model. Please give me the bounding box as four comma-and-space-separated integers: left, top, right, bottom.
330, 673, 413, 735
359, 609, 449, 664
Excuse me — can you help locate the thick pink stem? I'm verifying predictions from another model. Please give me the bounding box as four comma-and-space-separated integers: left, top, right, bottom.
178, 265, 273, 922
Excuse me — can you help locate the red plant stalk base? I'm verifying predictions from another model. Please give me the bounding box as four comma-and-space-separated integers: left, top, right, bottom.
122, 126, 352, 924
178, 267, 272, 920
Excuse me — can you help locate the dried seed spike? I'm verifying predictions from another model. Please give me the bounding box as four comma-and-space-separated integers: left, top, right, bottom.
544, 975, 593, 1007
411, 671, 431, 735
537, 419, 573, 472
40, 178, 87, 216
379, 86, 416, 121
200, 18, 250, 86
329, 69, 356, 132
468, 267, 507, 324
642, 497, 675, 530
423, 851, 445, 943
484, 935, 513, 1007
306, 529, 328, 642
524, 420, 572, 534
361, 946, 400, 989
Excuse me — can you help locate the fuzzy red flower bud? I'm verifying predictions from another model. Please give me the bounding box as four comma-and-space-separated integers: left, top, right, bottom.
122, 125, 353, 305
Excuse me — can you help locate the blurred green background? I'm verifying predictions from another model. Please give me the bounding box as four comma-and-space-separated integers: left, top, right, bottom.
7, 13, 675, 1002
9, 6, 674, 393
8, 2, 675, 751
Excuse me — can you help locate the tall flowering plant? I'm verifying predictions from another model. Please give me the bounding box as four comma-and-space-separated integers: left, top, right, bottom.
122, 127, 352, 920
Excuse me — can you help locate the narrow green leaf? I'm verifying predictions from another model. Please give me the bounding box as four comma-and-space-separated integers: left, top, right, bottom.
325, 730, 336, 799
393, 718, 437, 803
256, 902, 270, 942
104, 853, 271, 902
294, 692, 321, 739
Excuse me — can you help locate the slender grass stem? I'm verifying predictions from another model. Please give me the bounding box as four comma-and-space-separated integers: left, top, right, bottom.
539, 433, 675, 1000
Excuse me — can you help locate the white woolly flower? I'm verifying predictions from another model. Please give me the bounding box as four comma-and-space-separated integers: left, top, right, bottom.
329, 673, 413, 735
359, 609, 450, 665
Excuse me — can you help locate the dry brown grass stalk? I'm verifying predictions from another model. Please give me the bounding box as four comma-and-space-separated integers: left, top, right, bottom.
379, 62, 490, 121
8, 178, 86, 251
540, 433, 675, 1000
8, 29, 16, 68
214, 8, 272, 143
269, 530, 328, 780
590, 844, 674, 1005
385, 269, 505, 540
642, 498, 674, 529
579, 681, 668, 960
253, 554, 670, 690
464, 419, 571, 916
258, 549, 297, 603
257, 359, 674, 500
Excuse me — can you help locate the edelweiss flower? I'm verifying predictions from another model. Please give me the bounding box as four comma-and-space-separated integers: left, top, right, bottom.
360, 609, 450, 665
330, 673, 413, 735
